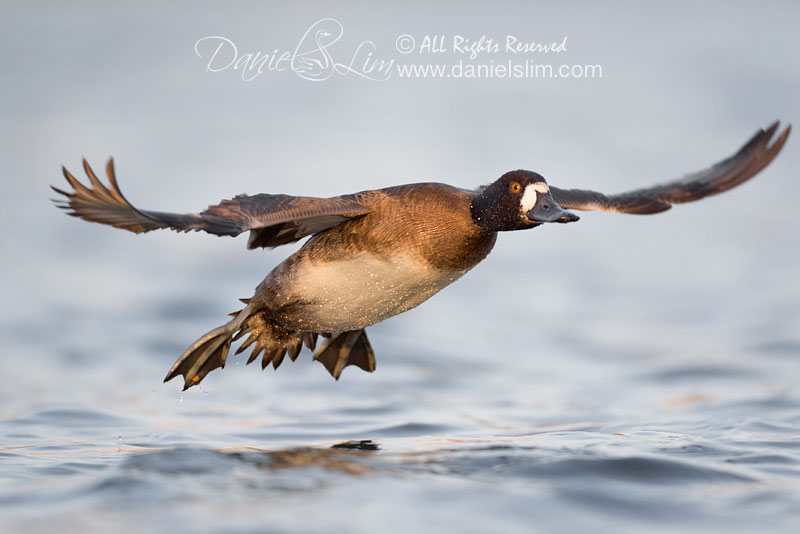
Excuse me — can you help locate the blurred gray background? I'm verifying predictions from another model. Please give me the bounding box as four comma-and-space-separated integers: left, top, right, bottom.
1, 2, 799, 533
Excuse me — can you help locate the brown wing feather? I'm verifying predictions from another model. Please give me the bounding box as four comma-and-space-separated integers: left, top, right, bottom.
550, 121, 790, 214
52, 159, 372, 248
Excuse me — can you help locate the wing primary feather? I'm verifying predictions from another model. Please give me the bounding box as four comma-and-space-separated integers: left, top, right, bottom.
52, 158, 373, 247
550, 122, 790, 215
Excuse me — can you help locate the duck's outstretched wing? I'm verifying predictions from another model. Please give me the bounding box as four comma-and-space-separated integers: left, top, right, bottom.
550, 121, 790, 215
52, 159, 372, 248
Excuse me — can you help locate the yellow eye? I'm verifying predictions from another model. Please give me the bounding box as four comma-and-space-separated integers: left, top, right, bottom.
510, 182, 521, 193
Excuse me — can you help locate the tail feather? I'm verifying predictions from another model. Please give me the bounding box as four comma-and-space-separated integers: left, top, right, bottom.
303, 333, 318, 352
287, 339, 303, 361
245, 342, 260, 365
260, 346, 285, 370
236, 311, 296, 370
235, 332, 258, 355
272, 350, 287, 369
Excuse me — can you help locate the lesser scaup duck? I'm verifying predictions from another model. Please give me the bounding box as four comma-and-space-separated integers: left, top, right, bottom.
53, 122, 789, 389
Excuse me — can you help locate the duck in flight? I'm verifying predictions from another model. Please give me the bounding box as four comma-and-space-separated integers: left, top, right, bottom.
52, 122, 790, 390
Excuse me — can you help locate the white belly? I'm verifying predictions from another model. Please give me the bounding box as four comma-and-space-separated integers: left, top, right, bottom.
289, 252, 464, 332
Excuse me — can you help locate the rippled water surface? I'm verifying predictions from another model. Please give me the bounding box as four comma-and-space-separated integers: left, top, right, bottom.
2, 2, 800, 533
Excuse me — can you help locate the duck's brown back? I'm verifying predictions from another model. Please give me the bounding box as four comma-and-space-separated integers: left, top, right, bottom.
307, 183, 497, 272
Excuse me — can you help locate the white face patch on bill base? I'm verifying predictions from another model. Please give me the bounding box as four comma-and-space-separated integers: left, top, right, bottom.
520, 182, 549, 213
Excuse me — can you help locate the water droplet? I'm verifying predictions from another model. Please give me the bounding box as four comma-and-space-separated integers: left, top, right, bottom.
179, 395, 184, 402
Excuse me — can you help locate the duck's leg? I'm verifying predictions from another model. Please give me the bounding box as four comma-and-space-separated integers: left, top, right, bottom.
164, 305, 376, 387
164, 302, 257, 390
313, 330, 376, 380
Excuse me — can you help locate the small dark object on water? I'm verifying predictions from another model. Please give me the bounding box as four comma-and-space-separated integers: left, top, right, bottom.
52, 122, 790, 389
331, 440, 380, 451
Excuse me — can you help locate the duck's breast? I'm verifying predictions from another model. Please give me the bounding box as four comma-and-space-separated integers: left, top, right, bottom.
287, 249, 465, 331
